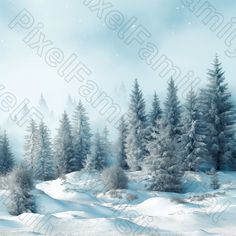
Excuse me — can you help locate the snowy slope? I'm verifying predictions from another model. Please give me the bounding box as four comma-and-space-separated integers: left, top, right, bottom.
0, 171, 235, 235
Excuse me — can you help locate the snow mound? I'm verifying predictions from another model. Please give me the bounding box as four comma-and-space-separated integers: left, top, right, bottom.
0, 170, 236, 235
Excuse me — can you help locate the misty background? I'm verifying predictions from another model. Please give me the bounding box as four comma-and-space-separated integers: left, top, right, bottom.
0, 0, 236, 159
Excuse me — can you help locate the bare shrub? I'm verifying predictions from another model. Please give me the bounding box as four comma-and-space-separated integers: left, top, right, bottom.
101, 165, 128, 191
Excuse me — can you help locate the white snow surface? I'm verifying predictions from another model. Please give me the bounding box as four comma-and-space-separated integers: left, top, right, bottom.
0, 170, 235, 235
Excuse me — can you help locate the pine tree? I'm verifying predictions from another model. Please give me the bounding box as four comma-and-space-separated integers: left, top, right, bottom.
126, 79, 147, 170
182, 89, 211, 171
24, 119, 38, 174
86, 131, 108, 171
148, 79, 183, 192
8, 164, 35, 216
164, 78, 182, 140
146, 92, 162, 149
38, 94, 49, 115
54, 112, 76, 175
72, 101, 92, 170
0, 130, 14, 175
117, 116, 129, 169
149, 92, 162, 127
200, 56, 236, 170
146, 120, 161, 170
35, 122, 55, 180
149, 122, 183, 193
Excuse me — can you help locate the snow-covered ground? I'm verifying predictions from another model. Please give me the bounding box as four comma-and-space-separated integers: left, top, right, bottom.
0, 170, 235, 235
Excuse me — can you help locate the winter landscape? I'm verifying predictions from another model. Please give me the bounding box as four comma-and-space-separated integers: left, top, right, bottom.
1, 0, 236, 235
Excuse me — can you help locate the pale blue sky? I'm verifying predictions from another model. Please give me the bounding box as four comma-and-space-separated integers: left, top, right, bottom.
1, 0, 236, 156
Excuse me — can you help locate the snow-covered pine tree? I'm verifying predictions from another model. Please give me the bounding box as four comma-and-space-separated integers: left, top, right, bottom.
149, 92, 162, 127
35, 122, 56, 180
86, 130, 108, 171
148, 79, 183, 192
8, 164, 35, 216
200, 56, 236, 170
38, 94, 49, 115
0, 130, 14, 175
72, 101, 92, 170
149, 122, 183, 193
146, 120, 161, 171
126, 79, 147, 170
117, 116, 129, 169
164, 78, 182, 140
182, 88, 211, 171
146, 92, 162, 148
54, 112, 76, 175
24, 119, 38, 174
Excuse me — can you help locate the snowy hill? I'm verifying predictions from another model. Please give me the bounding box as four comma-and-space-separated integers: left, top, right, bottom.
0, 170, 235, 235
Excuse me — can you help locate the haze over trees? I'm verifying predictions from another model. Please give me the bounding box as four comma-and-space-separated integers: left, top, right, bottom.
8, 57, 236, 179
1, 56, 236, 216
